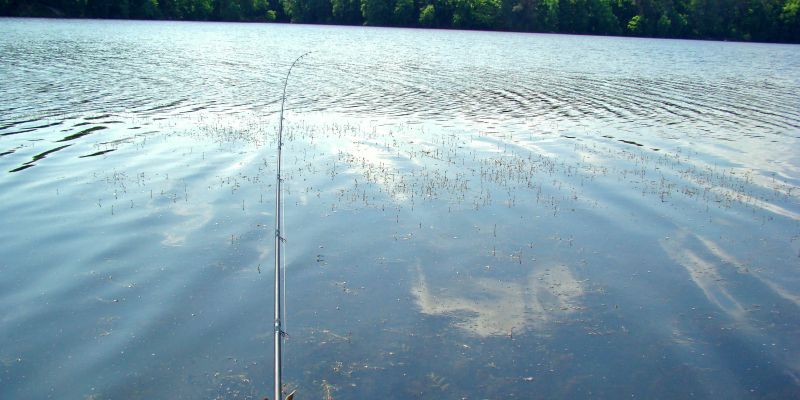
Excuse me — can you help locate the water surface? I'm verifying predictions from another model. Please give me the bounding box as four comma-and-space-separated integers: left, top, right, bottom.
1, 18, 799, 399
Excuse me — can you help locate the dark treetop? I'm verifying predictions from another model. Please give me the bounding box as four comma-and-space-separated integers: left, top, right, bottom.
2, 0, 798, 43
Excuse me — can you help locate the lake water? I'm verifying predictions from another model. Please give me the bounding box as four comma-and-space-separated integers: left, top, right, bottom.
1, 17, 799, 399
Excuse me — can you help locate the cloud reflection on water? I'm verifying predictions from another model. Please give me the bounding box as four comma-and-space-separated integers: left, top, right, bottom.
661, 229, 800, 318
161, 201, 213, 247
412, 263, 584, 337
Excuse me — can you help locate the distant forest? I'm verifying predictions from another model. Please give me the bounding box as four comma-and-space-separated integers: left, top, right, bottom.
1, 0, 798, 42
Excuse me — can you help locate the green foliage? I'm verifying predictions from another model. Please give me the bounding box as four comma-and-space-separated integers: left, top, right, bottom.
688, 0, 722, 38
509, 0, 538, 31
657, 12, 671, 35
780, 0, 799, 39
589, 0, 620, 34
627, 13, 645, 32
46, 0, 89, 17
782, 0, 799, 21
86, 0, 129, 18
257, 0, 278, 20
451, 0, 502, 28
189, 0, 214, 19
612, 0, 637, 30
3, 0, 797, 42
130, 0, 161, 18
217, 0, 242, 20
419, 3, 436, 25
283, 0, 331, 22
361, 0, 393, 25
158, 0, 182, 18
472, 0, 502, 28
393, 0, 415, 24
672, 11, 688, 35
560, 0, 584, 32
332, 0, 362, 23
539, 0, 560, 30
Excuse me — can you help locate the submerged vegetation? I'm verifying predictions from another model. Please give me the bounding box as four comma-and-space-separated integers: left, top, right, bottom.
1, 0, 799, 42
1, 18, 799, 397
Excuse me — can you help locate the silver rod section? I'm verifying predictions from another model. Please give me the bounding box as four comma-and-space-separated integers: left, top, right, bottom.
274, 106, 283, 400
273, 52, 309, 400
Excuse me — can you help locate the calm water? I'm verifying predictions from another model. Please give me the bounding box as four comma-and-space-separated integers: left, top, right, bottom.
1, 18, 799, 399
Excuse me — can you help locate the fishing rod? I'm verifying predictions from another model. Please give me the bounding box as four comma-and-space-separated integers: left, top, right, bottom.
272, 52, 310, 400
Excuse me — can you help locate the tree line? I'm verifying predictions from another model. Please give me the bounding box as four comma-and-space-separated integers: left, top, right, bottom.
1, 0, 798, 42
